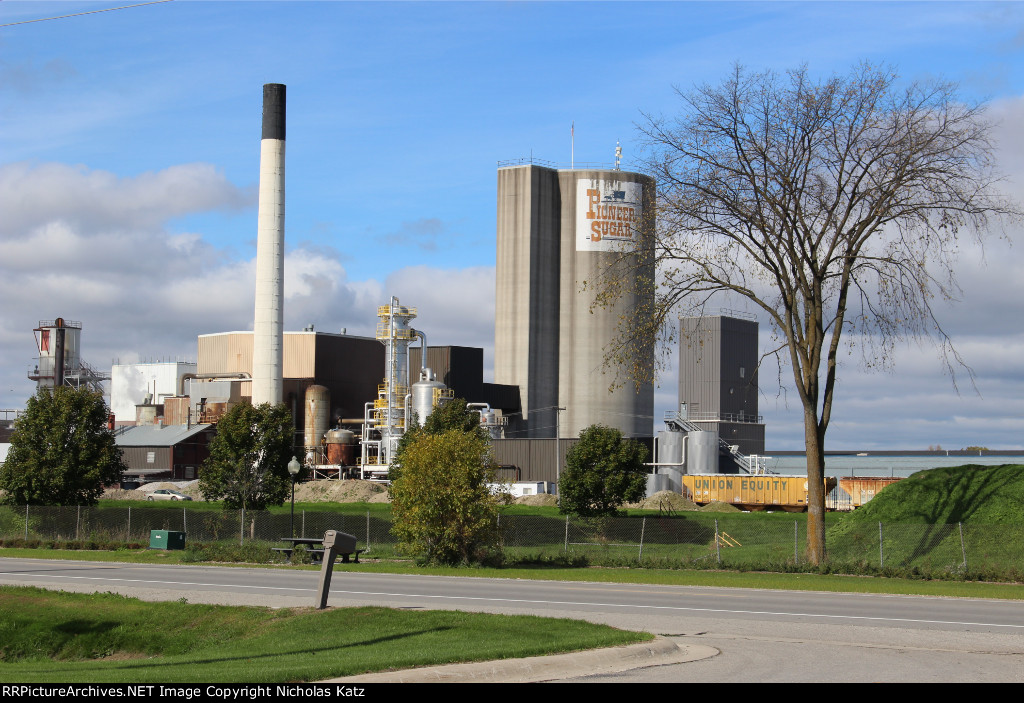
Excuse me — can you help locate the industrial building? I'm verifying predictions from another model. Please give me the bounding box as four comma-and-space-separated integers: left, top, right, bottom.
191, 329, 383, 431
116, 423, 217, 482
676, 315, 765, 456
494, 163, 655, 439
110, 361, 197, 427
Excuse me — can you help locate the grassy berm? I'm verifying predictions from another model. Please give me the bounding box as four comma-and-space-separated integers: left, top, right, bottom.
0, 586, 650, 683
826, 464, 1024, 576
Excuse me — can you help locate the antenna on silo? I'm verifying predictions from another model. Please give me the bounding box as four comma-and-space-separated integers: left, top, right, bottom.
615, 140, 622, 170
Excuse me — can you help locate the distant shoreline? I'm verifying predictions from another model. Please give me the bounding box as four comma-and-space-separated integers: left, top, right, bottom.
766, 450, 1024, 457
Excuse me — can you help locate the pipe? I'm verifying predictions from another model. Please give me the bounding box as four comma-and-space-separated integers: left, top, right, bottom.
179, 372, 251, 397
413, 330, 431, 380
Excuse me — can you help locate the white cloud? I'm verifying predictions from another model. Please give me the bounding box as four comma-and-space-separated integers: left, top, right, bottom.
0, 161, 376, 409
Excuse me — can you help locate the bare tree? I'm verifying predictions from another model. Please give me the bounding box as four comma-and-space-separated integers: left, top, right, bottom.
603, 63, 1019, 563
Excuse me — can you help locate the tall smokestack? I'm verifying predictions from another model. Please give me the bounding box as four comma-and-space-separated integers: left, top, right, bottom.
252, 83, 286, 406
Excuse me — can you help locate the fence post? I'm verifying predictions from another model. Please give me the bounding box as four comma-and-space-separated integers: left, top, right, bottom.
879, 522, 884, 568
564, 516, 569, 553
25, 505, 29, 540
240, 507, 245, 546
183, 507, 187, 535
302, 510, 305, 538
366, 510, 371, 552
959, 522, 967, 570
127, 506, 131, 542
794, 521, 799, 564
638, 517, 646, 562
715, 519, 721, 565
76, 505, 81, 541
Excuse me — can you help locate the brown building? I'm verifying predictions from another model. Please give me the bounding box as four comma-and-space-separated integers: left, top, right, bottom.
116, 423, 217, 481
193, 330, 384, 426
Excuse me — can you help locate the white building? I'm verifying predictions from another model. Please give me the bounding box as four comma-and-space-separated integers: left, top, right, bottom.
110, 361, 197, 425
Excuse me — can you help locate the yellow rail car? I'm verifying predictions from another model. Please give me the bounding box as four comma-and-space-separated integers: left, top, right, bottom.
681, 474, 838, 512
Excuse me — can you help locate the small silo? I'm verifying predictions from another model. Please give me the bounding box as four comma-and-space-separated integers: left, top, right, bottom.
304, 385, 331, 457
325, 428, 357, 466
411, 376, 448, 426
688, 431, 719, 474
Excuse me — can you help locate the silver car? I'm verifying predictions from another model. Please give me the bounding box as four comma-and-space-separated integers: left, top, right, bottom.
145, 488, 193, 501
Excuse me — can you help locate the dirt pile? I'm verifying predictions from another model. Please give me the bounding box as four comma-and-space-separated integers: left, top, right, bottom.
515, 493, 558, 507
101, 481, 203, 501
626, 490, 700, 512
698, 500, 741, 512
292, 479, 389, 503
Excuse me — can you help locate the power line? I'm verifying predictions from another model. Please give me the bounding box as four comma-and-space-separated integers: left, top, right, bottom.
0, 0, 174, 28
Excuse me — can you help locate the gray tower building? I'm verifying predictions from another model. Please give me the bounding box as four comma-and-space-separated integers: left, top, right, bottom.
677, 315, 765, 456
495, 163, 654, 439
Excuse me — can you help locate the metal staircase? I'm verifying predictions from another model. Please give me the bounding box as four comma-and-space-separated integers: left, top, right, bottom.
663, 411, 775, 475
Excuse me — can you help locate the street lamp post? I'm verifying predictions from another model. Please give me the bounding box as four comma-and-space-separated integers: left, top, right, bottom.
288, 456, 301, 538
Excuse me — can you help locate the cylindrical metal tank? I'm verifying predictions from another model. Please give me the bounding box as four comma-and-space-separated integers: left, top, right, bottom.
688, 430, 719, 474
411, 379, 446, 426
646, 473, 670, 497
304, 385, 330, 452
326, 428, 356, 466
657, 430, 685, 468
481, 409, 502, 439
661, 467, 684, 493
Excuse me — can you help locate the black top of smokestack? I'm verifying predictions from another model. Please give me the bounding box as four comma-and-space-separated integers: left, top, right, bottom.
262, 83, 286, 141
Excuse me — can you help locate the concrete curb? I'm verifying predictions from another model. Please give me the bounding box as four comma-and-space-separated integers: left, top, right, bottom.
325, 636, 719, 683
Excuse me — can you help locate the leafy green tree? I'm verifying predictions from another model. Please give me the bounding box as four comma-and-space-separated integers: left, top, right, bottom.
0, 387, 126, 505
558, 425, 648, 518
199, 402, 295, 510
389, 428, 505, 565
392, 397, 484, 481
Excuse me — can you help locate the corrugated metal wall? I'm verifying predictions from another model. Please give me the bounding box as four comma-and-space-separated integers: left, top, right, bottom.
490, 436, 654, 484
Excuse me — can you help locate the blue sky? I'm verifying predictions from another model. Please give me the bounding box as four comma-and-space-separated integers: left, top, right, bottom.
2, 1, 1023, 450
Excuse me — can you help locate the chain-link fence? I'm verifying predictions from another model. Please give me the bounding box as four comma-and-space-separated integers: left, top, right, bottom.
2, 505, 1022, 574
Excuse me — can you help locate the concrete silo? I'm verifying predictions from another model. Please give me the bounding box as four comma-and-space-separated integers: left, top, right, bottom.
495, 164, 654, 439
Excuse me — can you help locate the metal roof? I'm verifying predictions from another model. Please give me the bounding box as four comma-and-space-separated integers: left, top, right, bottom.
115, 424, 213, 447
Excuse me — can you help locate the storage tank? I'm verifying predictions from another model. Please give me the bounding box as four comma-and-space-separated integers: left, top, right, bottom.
304, 385, 331, 453
325, 428, 357, 466
687, 430, 719, 474
411, 378, 447, 426
657, 430, 685, 468
661, 467, 684, 493
646, 473, 671, 498
494, 165, 655, 439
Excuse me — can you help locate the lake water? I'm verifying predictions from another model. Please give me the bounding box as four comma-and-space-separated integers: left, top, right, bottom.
757, 453, 1023, 477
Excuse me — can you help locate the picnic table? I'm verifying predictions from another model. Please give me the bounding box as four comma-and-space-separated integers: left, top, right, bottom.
272, 536, 362, 564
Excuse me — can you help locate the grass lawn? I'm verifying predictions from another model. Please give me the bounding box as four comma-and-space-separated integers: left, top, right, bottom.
0, 586, 651, 683
3, 546, 1023, 600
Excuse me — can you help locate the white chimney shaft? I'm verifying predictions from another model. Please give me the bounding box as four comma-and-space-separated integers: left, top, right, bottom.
252, 83, 286, 406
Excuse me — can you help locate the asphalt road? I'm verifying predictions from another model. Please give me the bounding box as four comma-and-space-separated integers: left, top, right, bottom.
2, 558, 1023, 682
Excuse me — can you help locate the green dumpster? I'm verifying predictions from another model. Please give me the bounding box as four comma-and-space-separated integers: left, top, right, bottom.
150, 530, 186, 550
